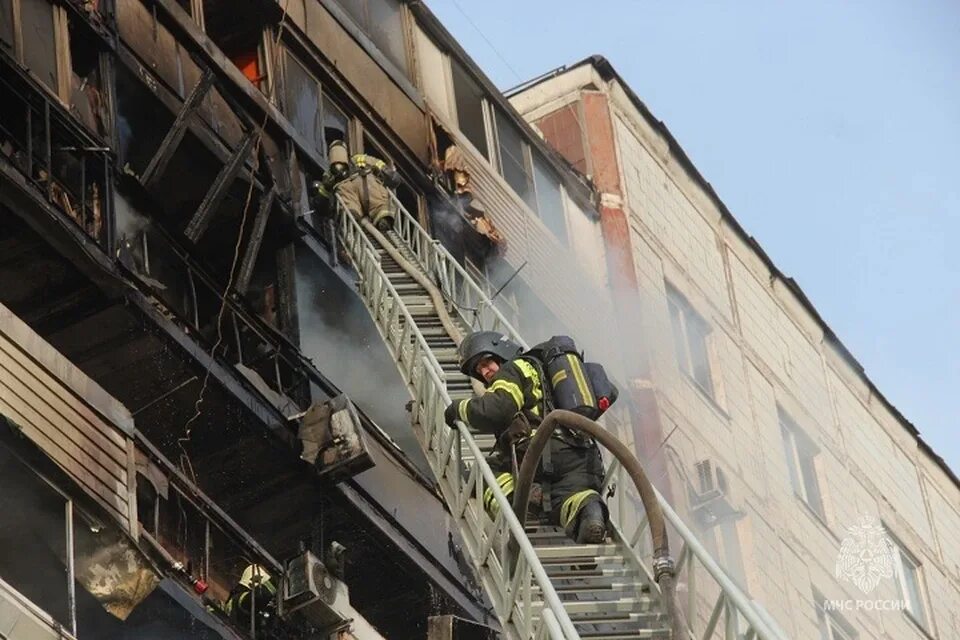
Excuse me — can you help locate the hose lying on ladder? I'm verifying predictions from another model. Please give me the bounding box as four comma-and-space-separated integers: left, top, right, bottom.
358, 217, 485, 396
511, 409, 687, 640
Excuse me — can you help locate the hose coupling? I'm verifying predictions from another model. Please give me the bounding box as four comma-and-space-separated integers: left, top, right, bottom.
653, 554, 676, 582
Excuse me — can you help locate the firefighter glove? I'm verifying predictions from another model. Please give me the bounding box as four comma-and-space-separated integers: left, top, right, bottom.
444, 400, 462, 427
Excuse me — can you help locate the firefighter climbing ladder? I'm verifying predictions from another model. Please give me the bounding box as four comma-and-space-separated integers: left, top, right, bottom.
334, 196, 789, 640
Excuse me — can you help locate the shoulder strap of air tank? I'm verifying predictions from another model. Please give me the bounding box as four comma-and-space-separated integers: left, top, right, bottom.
516, 354, 554, 413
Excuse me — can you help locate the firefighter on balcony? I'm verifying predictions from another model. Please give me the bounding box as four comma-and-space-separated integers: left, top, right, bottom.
311, 140, 401, 232
443, 331, 610, 544
224, 564, 277, 635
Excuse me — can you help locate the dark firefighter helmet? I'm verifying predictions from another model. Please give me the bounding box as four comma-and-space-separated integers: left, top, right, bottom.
458, 331, 522, 381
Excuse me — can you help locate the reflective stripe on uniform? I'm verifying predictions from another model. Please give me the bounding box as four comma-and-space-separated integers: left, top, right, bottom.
488, 379, 523, 410
567, 354, 594, 406
483, 472, 514, 517
559, 489, 599, 528
458, 398, 470, 424
513, 359, 543, 415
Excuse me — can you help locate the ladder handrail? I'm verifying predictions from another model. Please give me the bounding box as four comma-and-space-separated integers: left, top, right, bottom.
336, 193, 787, 639
387, 193, 527, 349
336, 202, 577, 638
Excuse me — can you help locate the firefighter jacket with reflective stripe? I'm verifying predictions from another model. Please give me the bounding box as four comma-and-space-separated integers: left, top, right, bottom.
454, 358, 543, 436
457, 357, 605, 524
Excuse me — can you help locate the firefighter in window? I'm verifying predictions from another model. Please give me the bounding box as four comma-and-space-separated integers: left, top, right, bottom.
311, 140, 400, 232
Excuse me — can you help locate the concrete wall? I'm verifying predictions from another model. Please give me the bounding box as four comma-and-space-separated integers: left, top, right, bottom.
514, 68, 960, 640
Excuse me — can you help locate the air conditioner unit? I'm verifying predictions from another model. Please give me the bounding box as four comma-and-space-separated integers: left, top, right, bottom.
280, 551, 350, 632
690, 459, 739, 526
298, 394, 374, 481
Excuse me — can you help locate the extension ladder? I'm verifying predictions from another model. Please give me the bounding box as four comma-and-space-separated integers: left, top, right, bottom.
333, 195, 789, 640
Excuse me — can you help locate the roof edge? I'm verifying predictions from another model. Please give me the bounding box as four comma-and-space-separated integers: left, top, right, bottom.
515, 55, 959, 489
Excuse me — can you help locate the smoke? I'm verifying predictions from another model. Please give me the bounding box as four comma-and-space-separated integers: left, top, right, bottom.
114, 191, 152, 240
294, 249, 430, 472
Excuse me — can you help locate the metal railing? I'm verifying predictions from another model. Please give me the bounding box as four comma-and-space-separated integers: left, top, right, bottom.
337, 202, 578, 639
388, 194, 525, 345
603, 458, 789, 640
337, 192, 791, 640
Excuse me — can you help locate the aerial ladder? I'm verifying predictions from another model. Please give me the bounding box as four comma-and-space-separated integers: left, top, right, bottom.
330, 194, 790, 640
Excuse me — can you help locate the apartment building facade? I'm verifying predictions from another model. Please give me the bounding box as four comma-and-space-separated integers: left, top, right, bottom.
509, 56, 960, 640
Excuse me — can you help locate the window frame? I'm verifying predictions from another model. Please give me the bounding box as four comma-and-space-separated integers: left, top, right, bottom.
778, 408, 826, 519
886, 530, 931, 631
665, 283, 716, 398
815, 596, 857, 640
281, 47, 352, 164
493, 107, 537, 210
449, 59, 492, 160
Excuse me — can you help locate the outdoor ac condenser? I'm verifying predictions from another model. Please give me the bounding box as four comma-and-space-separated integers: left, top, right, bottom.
690, 459, 740, 526
297, 394, 374, 481
280, 550, 350, 631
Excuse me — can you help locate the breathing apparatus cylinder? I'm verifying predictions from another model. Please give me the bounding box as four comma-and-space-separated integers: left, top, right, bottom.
536, 336, 618, 419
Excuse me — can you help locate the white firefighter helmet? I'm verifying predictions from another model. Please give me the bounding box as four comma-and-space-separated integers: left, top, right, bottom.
328, 140, 349, 167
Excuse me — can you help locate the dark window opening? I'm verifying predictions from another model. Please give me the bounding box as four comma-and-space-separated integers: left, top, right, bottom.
67, 14, 108, 137
115, 65, 175, 174
362, 133, 389, 160
203, 0, 266, 91
451, 61, 488, 158
396, 179, 419, 219
322, 94, 349, 152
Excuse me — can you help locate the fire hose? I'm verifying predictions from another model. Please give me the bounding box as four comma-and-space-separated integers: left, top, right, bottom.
511, 409, 686, 640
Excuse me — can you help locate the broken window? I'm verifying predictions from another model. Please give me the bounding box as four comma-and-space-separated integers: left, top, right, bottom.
532, 154, 567, 244
20, 0, 59, 92
67, 13, 107, 137
779, 408, 825, 518
494, 109, 535, 208
451, 61, 488, 159
666, 283, 715, 397
333, 0, 408, 73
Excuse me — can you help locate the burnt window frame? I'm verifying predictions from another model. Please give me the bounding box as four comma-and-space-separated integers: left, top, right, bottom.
280, 47, 352, 164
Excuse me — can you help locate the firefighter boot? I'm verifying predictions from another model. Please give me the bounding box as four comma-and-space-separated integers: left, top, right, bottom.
575, 500, 607, 544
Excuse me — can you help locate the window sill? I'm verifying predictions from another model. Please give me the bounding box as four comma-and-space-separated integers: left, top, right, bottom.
903, 610, 935, 640
681, 372, 730, 422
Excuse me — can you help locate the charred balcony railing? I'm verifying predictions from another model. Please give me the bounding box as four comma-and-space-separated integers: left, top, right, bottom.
134, 435, 290, 639
0, 61, 113, 250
